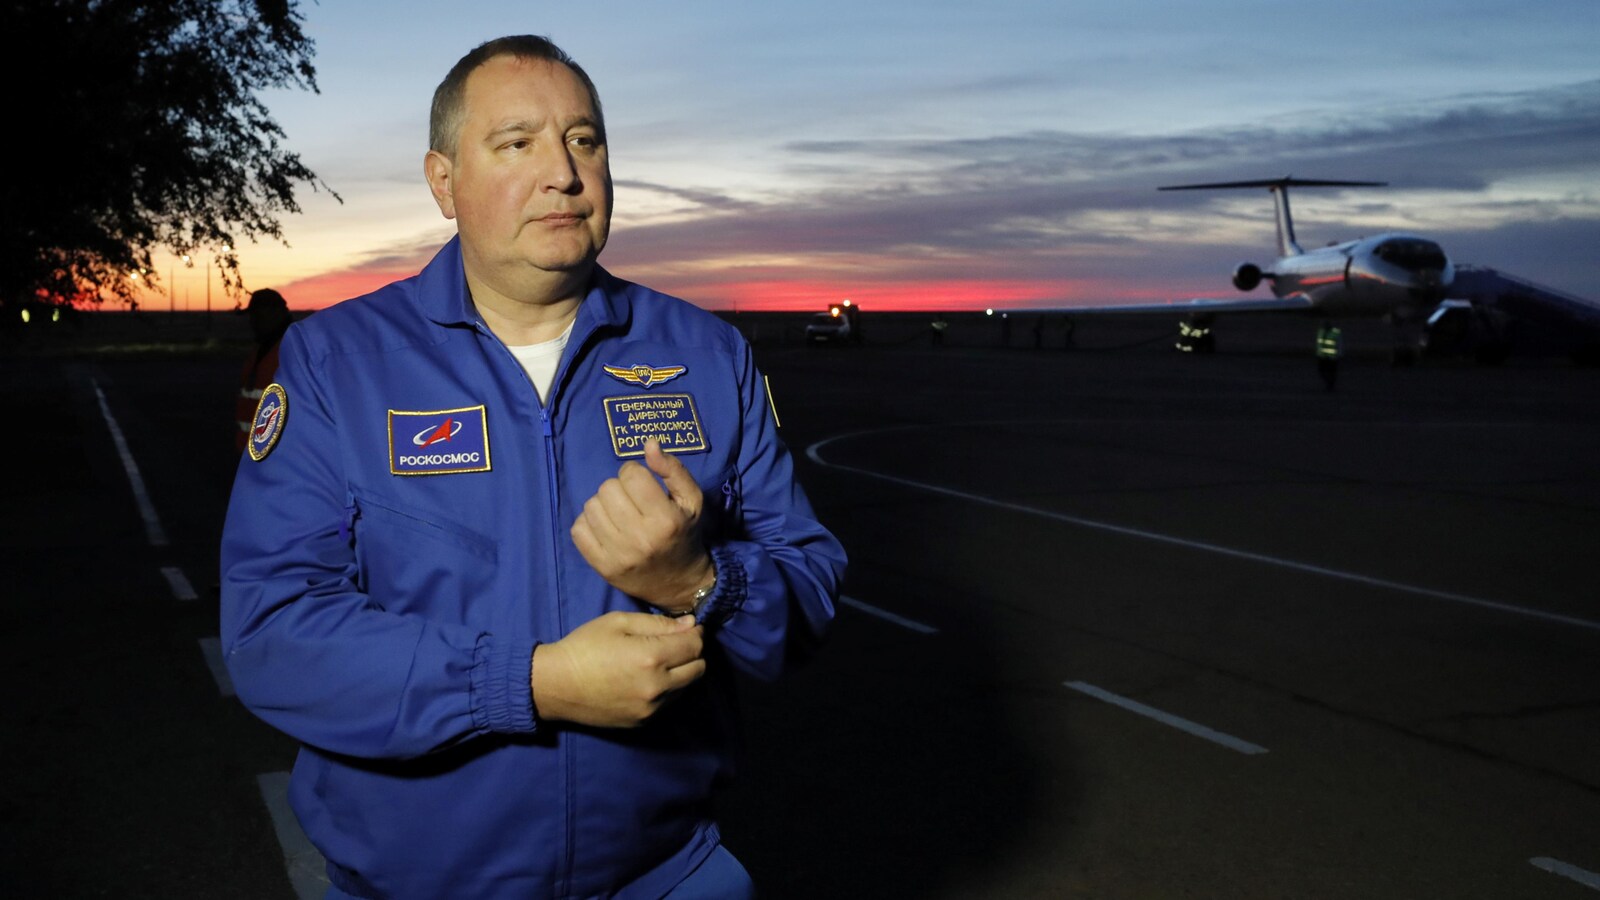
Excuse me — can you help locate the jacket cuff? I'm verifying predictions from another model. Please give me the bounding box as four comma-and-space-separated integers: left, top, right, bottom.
470, 633, 539, 734
696, 544, 748, 628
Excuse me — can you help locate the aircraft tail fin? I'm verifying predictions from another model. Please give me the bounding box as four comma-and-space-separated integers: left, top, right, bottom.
1158, 177, 1386, 259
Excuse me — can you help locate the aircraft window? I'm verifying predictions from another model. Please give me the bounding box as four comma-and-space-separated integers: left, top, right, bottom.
1375, 240, 1446, 271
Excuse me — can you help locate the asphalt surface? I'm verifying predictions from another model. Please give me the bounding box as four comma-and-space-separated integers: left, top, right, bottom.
4, 324, 1599, 898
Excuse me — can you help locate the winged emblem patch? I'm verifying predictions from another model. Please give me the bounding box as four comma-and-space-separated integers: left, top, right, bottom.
602, 363, 687, 388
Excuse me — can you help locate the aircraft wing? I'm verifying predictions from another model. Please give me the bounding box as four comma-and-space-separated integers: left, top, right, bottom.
1450, 265, 1600, 334
1046, 294, 1316, 316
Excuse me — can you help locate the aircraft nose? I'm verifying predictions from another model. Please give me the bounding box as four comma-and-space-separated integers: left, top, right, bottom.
1407, 265, 1454, 301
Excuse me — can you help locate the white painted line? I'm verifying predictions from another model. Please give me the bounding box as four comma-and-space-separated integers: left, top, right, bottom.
840, 595, 939, 634
197, 637, 235, 698
160, 566, 197, 601
91, 380, 168, 547
257, 771, 330, 900
1064, 681, 1269, 755
807, 431, 1600, 634
1531, 857, 1600, 892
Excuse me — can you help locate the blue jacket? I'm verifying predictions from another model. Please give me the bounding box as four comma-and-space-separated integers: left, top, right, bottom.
220, 238, 845, 899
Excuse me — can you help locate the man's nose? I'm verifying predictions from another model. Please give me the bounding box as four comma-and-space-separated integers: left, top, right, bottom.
539, 144, 579, 193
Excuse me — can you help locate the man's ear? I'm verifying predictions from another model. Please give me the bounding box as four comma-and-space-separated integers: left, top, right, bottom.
424, 150, 457, 220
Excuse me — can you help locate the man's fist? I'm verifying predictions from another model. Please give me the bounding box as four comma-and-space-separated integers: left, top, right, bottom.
571, 439, 715, 612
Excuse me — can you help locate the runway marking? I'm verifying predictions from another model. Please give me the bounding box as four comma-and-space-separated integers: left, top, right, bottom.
1531, 857, 1600, 892
257, 771, 331, 900
806, 431, 1600, 635
160, 566, 197, 601
197, 637, 236, 698
92, 380, 168, 547
840, 595, 939, 634
1064, 681, 1269, 755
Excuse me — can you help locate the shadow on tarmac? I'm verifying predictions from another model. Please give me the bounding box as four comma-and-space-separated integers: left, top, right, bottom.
720, 587, 1062, 898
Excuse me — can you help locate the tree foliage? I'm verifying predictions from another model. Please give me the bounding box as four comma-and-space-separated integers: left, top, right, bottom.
1, 0, 336, 309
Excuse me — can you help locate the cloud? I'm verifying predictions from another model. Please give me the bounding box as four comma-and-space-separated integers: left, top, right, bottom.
600, 79, 1600, 307
614, 179, 759, 214
280, 231, 450, 308
279, 79, 1600, 312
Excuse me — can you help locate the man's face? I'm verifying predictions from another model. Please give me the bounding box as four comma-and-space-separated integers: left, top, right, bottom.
427, 56, 612, 298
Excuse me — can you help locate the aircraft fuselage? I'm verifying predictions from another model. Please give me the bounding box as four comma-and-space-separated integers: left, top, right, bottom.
1267, 232, 1453, 322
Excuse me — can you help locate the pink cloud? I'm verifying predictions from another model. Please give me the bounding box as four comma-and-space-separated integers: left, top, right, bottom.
276, 266, 424, 310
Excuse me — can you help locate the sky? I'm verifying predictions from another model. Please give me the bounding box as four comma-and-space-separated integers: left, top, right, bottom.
150, 0, 1600, 313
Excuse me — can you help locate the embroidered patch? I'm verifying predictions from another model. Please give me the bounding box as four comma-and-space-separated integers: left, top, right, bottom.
603, 393, 707, 458
388, 405, 491, 475
248, 384, 288, 461
602, 363, 687, 389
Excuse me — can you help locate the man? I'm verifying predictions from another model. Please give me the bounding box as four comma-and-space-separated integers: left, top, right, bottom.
234, 288, 293, 453
221, 35, 845, 899
1316, 320, 1344, 391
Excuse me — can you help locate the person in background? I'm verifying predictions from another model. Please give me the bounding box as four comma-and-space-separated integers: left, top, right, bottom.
234, 288, 292, 452
1316, 319, 1344, 391
220, 34, 844, 899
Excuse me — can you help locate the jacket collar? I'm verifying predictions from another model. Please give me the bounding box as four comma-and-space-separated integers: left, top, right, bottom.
417, 236, 632, 334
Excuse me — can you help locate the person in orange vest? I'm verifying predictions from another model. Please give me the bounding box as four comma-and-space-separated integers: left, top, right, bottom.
235, 289, 293, 452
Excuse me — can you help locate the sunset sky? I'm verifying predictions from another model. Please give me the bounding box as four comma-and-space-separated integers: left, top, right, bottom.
147, 0, 1600, 313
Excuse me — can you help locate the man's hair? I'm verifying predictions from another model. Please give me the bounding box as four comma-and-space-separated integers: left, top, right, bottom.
429, 35, 604, 159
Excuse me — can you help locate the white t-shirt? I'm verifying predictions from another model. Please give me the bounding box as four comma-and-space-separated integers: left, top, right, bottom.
506, 322, 574, 404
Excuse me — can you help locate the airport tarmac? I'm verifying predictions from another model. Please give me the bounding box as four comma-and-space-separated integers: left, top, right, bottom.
3, 321, 1598, 898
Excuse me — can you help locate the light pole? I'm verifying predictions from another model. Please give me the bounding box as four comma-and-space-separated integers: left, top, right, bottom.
208, 244, 231, 333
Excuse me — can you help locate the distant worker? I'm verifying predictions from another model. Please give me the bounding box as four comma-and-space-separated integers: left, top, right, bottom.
1176, 317, 1214, 353
931, 316, 949, 346
234, 288, 292, 452
1315, 320, 1344, 391
841, 301, 863, 344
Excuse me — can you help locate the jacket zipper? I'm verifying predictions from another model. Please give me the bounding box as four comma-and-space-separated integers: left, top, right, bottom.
474, 317, 585, 897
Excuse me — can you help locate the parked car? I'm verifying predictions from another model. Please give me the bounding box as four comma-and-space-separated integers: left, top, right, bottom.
805, 311, 852, 344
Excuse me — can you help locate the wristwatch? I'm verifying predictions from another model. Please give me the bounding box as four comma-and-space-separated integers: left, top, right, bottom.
690, 578, 717, 616
687, 547, 745, 626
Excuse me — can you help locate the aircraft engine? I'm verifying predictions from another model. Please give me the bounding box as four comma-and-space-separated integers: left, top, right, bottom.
1232, 263, 1263, 292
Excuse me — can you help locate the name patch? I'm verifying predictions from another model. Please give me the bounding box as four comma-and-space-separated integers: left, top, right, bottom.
388, 405, 491, 475
603, 394, 707, 457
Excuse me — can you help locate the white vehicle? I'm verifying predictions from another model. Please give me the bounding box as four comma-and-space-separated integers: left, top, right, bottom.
805, 310, 853, 344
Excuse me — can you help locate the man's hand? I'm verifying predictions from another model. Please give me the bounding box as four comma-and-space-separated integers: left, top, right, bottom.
531, 612, 706, 728
571, 439, 715, 613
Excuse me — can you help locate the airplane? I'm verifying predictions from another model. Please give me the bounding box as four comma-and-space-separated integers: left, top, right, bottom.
1062, 177, 1600, 364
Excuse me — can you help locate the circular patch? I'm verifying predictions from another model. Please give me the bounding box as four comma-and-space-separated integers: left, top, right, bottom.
248, 383, 288, 461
